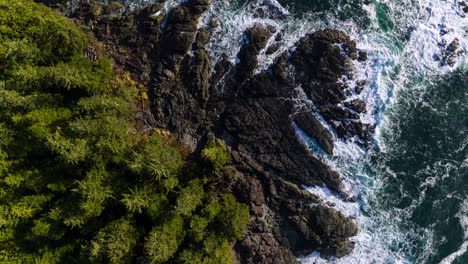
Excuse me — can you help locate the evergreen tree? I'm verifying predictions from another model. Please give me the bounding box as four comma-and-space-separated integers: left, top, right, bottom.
0, 1, 249, 263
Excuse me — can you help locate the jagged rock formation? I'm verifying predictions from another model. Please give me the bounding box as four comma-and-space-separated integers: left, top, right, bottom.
435, 37, 465, 67
293, 112, 334, 154
435, 23, 465, 67
41, 0, 375, 263
290, 30, 372, 149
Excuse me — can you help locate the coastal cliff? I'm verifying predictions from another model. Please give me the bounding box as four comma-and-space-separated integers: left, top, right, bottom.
40, 0, 374, 262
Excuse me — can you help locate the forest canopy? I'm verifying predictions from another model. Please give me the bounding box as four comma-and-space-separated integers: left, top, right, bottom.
0, 1, 249, 263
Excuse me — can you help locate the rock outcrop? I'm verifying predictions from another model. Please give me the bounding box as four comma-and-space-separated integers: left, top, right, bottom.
42, 0, 375, 263
293, 112, 334, 154
291, 30, 373, 148
435, 25, 465, 67
435, 37, 465, 67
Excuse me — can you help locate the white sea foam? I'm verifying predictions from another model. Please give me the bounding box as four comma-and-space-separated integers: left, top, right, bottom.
290, 0, 467, 263
156, 0, 467, 263
439, 199, 468, 264
82, 0, 467, 263
303, 185, 360, 219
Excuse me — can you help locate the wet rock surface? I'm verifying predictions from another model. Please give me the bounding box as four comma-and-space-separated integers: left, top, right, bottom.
290, 30, 373, 148
293, 112, 334, 154
435, 27, 465, 67
249, 0, 289, 20
436, 38, 465, 66
42, 0, 374, 263
236, 24, 273, 78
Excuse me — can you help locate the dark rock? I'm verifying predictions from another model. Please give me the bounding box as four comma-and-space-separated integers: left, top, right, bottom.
209, 54, 232, 98
250, 0, 288, 20
440, 28, 450, 36
103, 1, 124, 14
293, 112, 334, 154
343, 40, 358, 60
194, 28, 210, 49
266, 24, 277, 33
355, 80, 366, 94
136, 4, 165, 35
290, 29, 358, 105
238, 176, 265, 207
344, 99, 367, 113
460, 1, 468, 13
236, 24, 272, 78
275, 32, 283, 41
287, 30, 373, 144
191, 49, 211, 103
437, 38, 465, 66
305, 206, 357, 257
55, 1, 368, 263
319, 105, 360, 120
266, 43, 281, 55
270, 51, 289, 83
330, 120, 373, 148
209, 19, 220, 28
448, 38, 460, 52
438, 39, 447, 47
358, 50, 368, 62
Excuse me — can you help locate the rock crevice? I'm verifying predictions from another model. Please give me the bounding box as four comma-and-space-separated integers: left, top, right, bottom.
47, 1, 376, 263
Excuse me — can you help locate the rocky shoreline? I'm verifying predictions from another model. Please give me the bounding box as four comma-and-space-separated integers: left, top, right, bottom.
39, 0, 375, 263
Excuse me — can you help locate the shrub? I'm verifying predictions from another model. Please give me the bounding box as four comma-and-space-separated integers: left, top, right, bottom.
175, 179, 204, 216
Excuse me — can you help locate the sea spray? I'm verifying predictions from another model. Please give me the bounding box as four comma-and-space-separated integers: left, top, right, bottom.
286, 0, 467, 263
69, 0, 468, 262
439, 199, 468, 264
200, 1, 467, 263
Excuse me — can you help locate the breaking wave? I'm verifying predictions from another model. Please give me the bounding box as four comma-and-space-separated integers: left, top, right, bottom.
85, 0, 468, 263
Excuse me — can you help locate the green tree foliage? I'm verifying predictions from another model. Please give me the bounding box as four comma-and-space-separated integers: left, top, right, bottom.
87, 218, 139, 264
128, 135, 182, 187
175, 180, 204, 216
0, 1, 249, 263
201, 141, 231, 171
0, 0, 87, 70
216, 194, 250, 240
144, 214, 186, 264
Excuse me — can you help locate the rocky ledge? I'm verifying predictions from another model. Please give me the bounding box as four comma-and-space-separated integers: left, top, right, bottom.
42, 0, 375, 263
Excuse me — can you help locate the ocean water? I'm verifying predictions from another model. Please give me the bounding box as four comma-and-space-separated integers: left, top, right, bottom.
92, 0, 467, 263
284, 0, 468, 263
203, 1, 468, 263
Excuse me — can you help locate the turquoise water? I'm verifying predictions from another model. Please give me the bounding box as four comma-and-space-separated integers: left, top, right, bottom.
228, 1, 467, 263
101, 0, 467, 262
282, 0, 468, 263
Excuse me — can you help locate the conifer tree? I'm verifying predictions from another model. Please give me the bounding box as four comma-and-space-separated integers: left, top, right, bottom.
0, 1, 249, 263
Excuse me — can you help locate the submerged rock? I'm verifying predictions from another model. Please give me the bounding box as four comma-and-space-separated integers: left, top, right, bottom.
249, 0, 289, 20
